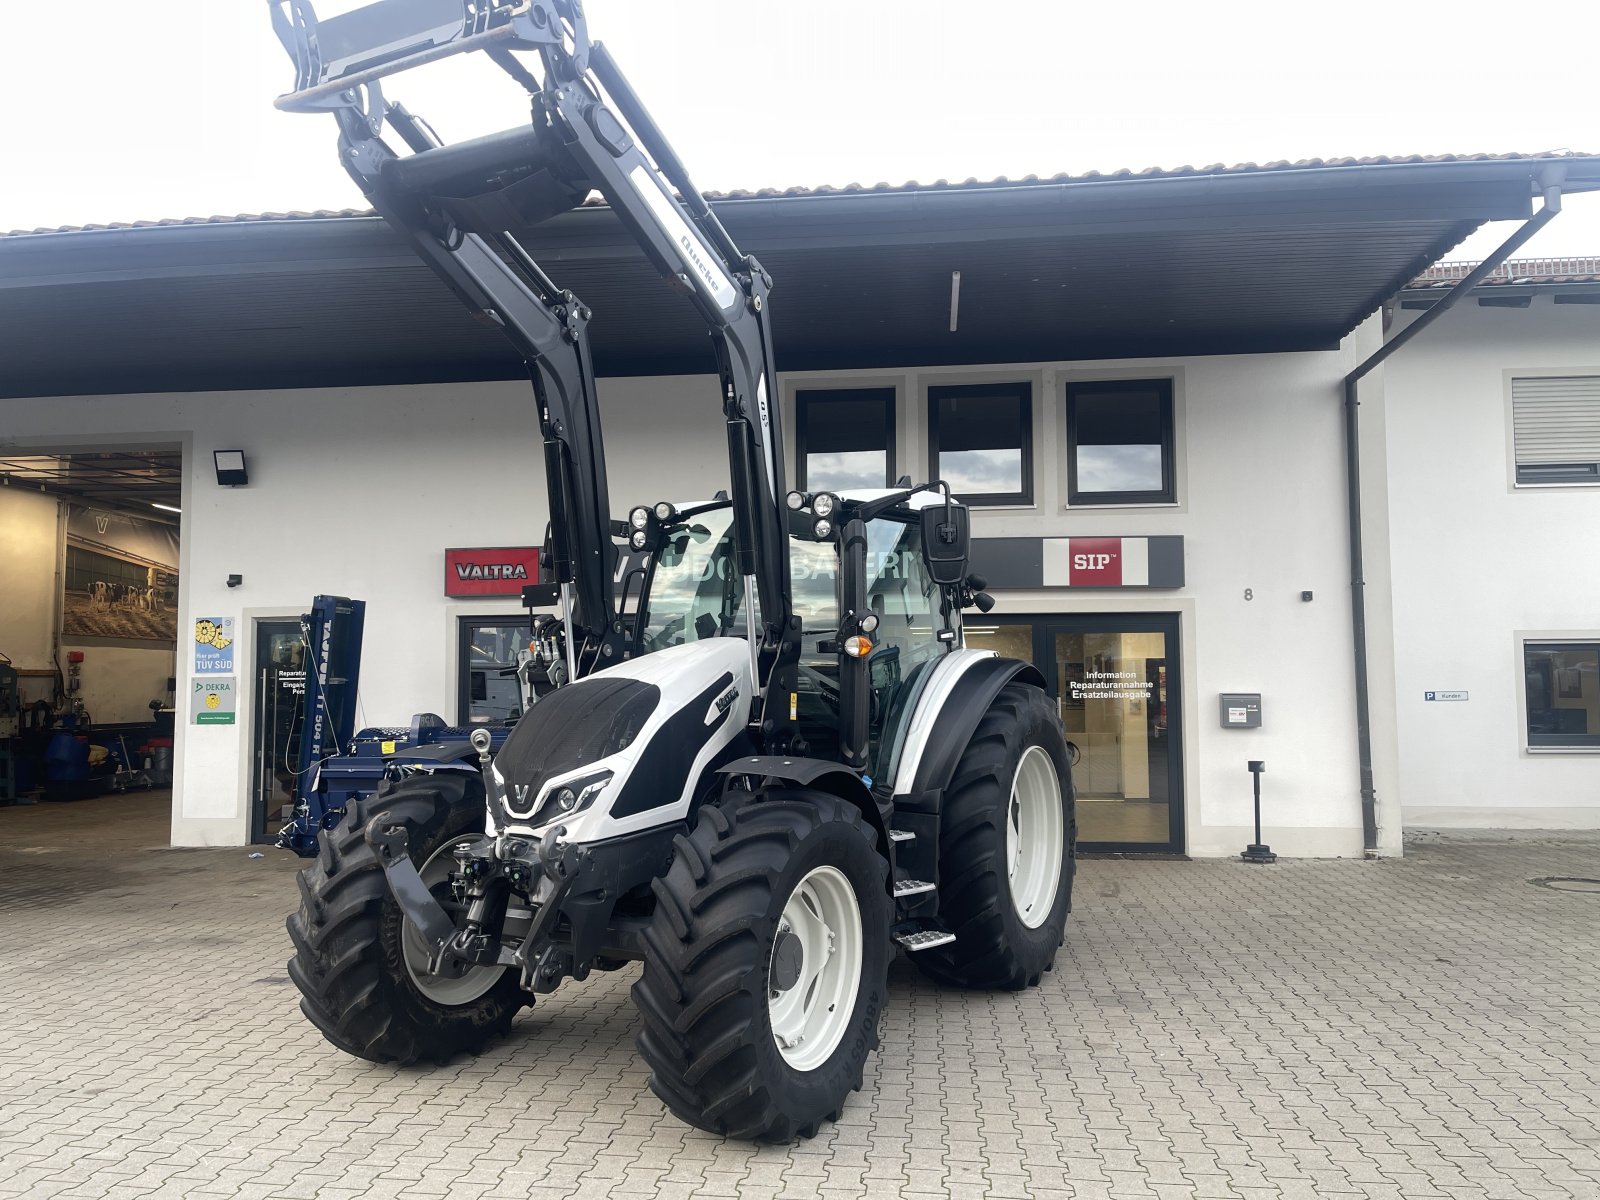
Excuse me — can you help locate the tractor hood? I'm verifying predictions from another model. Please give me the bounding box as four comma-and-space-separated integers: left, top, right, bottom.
489, 638, 753, 842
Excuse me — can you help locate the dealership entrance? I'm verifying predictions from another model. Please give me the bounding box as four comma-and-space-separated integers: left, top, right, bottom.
966, 613, 1184, 854
250, 618, 306, 843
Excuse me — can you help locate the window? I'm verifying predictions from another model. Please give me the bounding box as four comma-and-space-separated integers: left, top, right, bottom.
1524, 641, 1600, 748
928, 382, 1032, 505
1066, 378, 1175, 505
457, 617, 534, 725
639, 508, 744, 651
795, 387, 895, 491
1512, 375, 1600, 485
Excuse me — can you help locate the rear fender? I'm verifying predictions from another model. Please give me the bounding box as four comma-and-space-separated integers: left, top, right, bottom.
895, 657, 1049, 814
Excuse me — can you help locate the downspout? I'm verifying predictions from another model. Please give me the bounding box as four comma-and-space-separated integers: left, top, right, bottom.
1344, 177, 1563, 857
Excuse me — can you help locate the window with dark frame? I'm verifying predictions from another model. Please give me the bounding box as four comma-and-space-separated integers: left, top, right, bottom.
1511, 375, 1600, 485
794, 387, 896, 491
457, 616, 533, 726
1066, 378, 1175, 505
1523, 641, 1600, 748
927, 382, 1032, 506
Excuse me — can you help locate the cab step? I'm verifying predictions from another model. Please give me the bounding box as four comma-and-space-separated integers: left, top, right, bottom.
889, 829, 915, 843
895, 928, 956, 951
892, 878, 935, 898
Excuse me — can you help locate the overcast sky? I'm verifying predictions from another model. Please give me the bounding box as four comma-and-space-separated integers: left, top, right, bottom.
5, 0, 1599, 260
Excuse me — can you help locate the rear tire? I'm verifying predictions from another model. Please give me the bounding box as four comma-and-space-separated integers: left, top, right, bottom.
286, 774, 526, 1064
632, 788, 890, 1143
914, 682, 1076, 991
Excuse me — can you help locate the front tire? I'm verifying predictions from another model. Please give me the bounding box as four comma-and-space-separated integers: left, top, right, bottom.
632, 788, 890, 1142
286, 774, 526, 1064
915, 682, 1076, 991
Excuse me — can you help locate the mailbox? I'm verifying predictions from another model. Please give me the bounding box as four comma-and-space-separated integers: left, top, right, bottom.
1219, 693, 1262, 728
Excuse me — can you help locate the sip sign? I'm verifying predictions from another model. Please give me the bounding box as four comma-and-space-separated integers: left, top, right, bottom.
1067, 538, 1123, 587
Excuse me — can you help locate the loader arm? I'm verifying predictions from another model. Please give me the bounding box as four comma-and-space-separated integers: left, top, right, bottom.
270, 1, 625, 670
269, 0, 794, 717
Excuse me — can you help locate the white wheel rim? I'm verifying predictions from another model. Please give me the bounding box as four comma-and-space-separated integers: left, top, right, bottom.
767, 865, 863, 1072
1006, 745, 1064, 929
400, 834, 512, 1006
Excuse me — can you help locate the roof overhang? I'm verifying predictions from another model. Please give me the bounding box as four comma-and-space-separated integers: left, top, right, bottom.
4, 155, 1599, 398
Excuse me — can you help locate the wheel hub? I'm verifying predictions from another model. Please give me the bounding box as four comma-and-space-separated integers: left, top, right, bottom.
767, 866, 863, 1070
769, 926, 805, 993
1005, 745, 1065, 929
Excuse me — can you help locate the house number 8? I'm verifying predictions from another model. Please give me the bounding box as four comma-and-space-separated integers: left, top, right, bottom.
1243, 588, 1253, 601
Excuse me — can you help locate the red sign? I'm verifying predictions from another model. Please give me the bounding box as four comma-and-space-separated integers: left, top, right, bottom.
445, 547, 541, 597
1067, 537, 1122, 587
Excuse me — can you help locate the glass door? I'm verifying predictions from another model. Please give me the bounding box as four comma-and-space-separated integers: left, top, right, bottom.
458, 617, 536, 725
965, 613, 1183, 854
251, 619, 307, 843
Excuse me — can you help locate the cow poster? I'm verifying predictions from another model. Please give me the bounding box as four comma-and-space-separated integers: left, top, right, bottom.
61, 505, 180, 644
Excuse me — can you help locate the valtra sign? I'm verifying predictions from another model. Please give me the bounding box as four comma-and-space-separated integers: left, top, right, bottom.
444, 547, 541, 597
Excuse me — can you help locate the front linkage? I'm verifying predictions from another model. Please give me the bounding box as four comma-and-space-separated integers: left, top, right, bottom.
369, 729, 674, 994
370, 816, 585, 995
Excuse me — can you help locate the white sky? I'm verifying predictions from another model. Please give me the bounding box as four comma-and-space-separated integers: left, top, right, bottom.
4, 0, 1599, 261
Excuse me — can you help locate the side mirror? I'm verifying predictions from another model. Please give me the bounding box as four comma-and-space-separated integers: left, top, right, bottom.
920, 502, 970, 588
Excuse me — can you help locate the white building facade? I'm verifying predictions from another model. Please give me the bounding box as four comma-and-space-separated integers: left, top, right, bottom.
4, 162, 1598, 856
1379, 270, 1600, 830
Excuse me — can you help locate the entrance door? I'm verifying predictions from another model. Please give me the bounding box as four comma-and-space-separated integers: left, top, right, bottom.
251, 619, 307, 842
965, 613, 1184, 854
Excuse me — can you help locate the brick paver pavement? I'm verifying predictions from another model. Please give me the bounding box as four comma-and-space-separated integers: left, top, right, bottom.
1, 793, 1597, 1199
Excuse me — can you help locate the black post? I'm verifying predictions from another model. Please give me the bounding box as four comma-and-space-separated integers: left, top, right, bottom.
1241, 760, 1275, 863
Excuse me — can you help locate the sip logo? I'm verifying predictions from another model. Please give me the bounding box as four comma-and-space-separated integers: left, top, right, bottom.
1068, 538, 1122, 586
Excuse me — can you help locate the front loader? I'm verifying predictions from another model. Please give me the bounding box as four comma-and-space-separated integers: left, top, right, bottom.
272, 0, 1076, 1142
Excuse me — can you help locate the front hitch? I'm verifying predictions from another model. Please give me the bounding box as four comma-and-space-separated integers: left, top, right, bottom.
366, 819, 465, 975
366, 815, 587, 987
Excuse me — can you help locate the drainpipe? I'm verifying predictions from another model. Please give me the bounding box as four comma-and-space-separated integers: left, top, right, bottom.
1344, 177, 1563, 857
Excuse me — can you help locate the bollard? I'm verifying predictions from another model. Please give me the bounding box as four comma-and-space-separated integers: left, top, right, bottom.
1240, 760, 1276, 863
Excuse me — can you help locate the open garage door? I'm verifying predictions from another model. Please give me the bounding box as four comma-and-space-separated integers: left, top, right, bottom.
0, 446, 182, 855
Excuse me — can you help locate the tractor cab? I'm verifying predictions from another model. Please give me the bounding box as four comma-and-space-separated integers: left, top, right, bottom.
620, 487, 985, 788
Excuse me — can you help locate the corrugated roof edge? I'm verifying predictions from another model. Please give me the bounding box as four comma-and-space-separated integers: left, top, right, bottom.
1408, 255, 1600, 288
6, 151, 1592, 238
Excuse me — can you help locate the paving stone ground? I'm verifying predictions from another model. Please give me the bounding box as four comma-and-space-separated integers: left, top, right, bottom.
2, 793, 1598, 1199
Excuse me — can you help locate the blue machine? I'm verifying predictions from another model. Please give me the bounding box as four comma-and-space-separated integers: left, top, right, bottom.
277, 595, 518, 857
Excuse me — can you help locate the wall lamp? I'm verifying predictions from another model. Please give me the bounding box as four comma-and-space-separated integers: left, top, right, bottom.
213, 450, 249, 487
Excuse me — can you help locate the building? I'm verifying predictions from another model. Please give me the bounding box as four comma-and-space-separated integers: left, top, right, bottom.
2, 154, 1597, 856
1383, 257, 1600, 831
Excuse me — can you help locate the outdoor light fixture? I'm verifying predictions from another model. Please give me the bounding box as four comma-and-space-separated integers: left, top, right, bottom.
213, 450, 248, 487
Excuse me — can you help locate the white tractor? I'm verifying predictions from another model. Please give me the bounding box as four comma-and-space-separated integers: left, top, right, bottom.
273, 0, 1076, 1142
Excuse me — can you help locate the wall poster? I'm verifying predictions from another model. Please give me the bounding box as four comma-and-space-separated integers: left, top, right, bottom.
61, 504, 180, 644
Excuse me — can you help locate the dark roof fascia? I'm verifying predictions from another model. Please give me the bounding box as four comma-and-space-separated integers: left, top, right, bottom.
6, 156, 1582, 289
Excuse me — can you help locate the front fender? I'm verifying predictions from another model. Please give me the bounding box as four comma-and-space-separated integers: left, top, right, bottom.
717, 755, 888, 858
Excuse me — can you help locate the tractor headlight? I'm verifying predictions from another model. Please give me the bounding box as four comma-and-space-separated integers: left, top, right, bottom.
629, 506, 650, 531
813, 519, 833, 539
654, 501, 676, 522
519, 769, 614, 826
630, 530, 648, 550
858, 612, 880, 634
812, 491, 838, 518
785, 490, 807, 511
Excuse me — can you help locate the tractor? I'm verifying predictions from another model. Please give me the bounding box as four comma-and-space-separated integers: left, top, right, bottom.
272, 0, 1076, 1142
